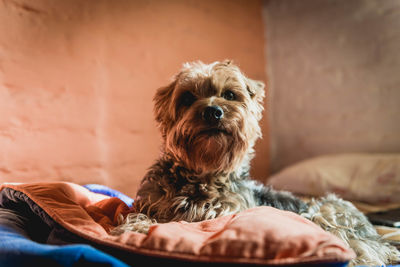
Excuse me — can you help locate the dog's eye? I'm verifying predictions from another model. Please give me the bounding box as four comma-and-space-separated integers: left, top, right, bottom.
181, 91, 196, 107
222, 90, 236, 101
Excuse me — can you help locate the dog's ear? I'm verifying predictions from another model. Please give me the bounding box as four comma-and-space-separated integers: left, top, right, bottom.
246, 78, 265, 103
153, 80, 177, 131
246, 78, 265, 120
222, 59, 233, 66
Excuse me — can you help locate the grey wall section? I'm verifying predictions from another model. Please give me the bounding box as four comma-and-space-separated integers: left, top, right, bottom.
264, 0, 400, 174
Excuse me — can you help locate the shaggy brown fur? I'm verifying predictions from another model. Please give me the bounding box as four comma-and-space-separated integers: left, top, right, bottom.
112, 60, 399, 266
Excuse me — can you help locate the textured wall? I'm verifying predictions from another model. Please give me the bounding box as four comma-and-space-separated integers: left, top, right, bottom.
264, 0, 400, 173
0, 0, 267, 196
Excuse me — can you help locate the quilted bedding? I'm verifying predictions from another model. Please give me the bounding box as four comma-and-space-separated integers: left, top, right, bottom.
0, 182, 356, 266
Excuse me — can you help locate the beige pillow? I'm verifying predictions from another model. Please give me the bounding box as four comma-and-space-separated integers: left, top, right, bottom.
267, 153, 400, 204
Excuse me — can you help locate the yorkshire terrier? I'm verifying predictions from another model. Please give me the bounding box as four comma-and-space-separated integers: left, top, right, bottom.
113, 60, 399, 266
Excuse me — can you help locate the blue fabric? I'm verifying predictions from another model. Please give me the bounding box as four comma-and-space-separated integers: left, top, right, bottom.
0, 225, 130, 267
83, 184, 134, 207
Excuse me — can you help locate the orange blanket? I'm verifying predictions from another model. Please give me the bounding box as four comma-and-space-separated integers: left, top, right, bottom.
0, 182, 355, 265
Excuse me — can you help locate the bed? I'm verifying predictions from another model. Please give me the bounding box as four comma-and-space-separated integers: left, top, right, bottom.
0, 153, 399, 266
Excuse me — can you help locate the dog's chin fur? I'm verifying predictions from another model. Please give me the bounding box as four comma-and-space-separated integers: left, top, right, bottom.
166, 127, 254, 175
177, 132, 240, 174
112, 60, 400, 266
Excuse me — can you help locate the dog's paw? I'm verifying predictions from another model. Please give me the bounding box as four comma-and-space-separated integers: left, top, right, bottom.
111, 213, 156, 235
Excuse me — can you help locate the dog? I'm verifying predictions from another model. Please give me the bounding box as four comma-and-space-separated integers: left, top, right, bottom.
112, 60, 400, 266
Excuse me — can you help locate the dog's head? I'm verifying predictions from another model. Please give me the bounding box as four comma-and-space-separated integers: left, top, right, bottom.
154, 60, 265, 174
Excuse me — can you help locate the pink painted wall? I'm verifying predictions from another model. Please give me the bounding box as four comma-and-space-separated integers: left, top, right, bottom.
0, 0, 268, 196
264, 0, 400, 173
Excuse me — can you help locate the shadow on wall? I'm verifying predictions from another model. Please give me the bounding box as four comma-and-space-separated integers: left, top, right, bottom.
0, 0, 267, 196
264, 0, 400, 173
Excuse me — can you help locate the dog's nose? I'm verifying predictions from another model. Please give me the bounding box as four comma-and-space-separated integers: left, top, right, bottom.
203, 105, 224, 123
